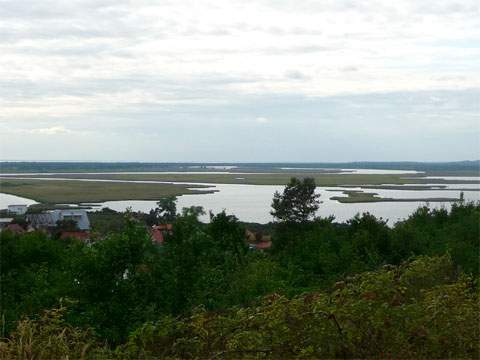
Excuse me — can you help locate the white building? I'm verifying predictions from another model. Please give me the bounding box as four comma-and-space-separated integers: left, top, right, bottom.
54, 209, 91, 230
8, 205, 28, 215
27, 209, 91, 231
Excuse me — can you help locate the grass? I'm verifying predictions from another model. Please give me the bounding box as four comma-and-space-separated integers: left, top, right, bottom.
0, 179, 214, 203
0, 171, 476, 205
331, 190, 460, 203
3, 172, 479, 187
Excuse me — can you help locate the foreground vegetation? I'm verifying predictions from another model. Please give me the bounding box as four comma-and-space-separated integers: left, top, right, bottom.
1, 255, 477, 359
1, 195, 478, 358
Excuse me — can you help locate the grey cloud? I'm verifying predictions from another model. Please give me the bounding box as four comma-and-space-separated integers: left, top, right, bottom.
0, 0, 478, 161
284, 70, 309, 80
339, 66, 359, 72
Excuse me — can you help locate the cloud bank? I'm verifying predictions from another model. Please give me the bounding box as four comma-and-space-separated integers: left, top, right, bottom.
0, 0, 479, 161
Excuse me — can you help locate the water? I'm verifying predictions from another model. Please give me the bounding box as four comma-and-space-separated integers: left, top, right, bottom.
279, 168, 423, 175
93, 184, 477, 225
421, 176, 480, 181
0, 193, 37, 209
0, 167, 425, 176
1, 175, 478, 225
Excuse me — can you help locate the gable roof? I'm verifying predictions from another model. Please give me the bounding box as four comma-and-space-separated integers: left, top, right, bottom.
254, 241, 272, 250
5, 223, 25, 234
27, 210, 90, 230
151, 228, 165, 244
153, 224, 173, 231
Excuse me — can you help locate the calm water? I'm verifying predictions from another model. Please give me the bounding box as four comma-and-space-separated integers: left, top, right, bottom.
95, 184, 479, 225
0, 167, 424, 176
0, 193, 38, 209
1, 173, 479, 225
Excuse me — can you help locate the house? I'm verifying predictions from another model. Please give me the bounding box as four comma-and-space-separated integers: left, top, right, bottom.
55, 210, 90, 230
246, 229, 272, 251
8, 205, 28, 215
4, 223, 26, 235
0, 218, 13, 231
26, 212, 57, 229
150, 224, 173, 245
151, 227, 165, 244
27, 209, 90, 231
249, 240, 272, 250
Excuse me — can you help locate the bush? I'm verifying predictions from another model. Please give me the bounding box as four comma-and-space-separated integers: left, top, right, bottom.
118, 255, 479, 359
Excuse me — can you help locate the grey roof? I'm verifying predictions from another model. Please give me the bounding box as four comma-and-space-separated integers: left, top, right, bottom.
26, 213, 57, 228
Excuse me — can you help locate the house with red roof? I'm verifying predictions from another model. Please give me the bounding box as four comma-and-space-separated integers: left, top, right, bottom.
245, 229, 272, 251
150, 224, 173, 245
4, 223, 26, 235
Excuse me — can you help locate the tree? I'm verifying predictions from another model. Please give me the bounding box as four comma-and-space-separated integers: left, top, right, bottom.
56, 219, 79, 232
146, 197, 178, 225
157, 196, 177, 223
209, 211, 247, 265
271, 177, 320, 223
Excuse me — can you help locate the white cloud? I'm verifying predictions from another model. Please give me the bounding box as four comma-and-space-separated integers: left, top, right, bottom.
0, 0, 478, 160
29, 126, 71, 135
6, 126, 76, 136
255, 117, 270, 124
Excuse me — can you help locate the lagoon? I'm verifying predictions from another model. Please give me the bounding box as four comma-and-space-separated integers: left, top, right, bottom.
2, 182, 478, 225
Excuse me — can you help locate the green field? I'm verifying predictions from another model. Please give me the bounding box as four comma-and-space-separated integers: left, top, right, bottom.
330, 190, 460, 203
3, 172, 479, 187
0, 179, 213, 203
0, 170, 478, 205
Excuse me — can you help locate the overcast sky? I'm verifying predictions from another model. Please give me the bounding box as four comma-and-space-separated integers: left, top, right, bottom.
0, 0, 479, 162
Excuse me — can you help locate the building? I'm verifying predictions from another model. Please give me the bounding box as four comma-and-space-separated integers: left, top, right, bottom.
246, 229, 272, 251
150, 224, 173, 245
55, 210, 90, 230
8, 205, 28, 215
4, 223, 26, 235
27, 209, 90, 231
249, 240, 272, 250
0, 218, 14, 231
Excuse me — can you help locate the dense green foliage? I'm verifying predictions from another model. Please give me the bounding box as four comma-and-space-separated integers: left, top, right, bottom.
271, 177, 320, 223
120, 255, 478, 359
0, 200, 479, 359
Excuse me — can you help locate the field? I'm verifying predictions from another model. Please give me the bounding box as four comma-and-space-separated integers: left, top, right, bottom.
2, 171, 479, 187
0, 179, 213, 203
0, 163, 478, 205
330, 190, 460, 203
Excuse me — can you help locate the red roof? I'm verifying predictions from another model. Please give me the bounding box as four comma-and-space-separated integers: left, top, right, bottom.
255, 241, 272, 250
151, 228, 165, 244
153, 224, 173, 231
5, 223, 25, 234
60, 231, 90, 241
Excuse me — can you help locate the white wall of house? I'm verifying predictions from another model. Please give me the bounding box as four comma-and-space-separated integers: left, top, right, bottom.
8, 205, 28, 215
52, 209, 91, 230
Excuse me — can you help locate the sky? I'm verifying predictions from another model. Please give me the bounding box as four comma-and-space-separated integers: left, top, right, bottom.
0, 0, 479, 162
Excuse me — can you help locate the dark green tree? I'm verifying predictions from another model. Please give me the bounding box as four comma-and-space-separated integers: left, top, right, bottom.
56, 219, 79, 232
146, 196, 178, 225
271, 177, 320, 223
209, 211, 247, 265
